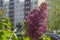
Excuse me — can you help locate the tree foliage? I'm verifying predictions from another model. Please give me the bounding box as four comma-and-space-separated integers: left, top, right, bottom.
0, 10, 18, 40
46, 0, 60, 31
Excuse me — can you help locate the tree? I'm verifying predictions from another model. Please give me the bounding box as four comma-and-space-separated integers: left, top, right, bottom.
0, 10, 19, 40
46, 0, 60, 32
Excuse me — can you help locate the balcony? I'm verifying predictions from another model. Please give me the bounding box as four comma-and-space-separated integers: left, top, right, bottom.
9, 1, 14, 3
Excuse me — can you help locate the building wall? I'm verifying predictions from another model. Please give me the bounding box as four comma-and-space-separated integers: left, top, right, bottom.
14, 0, 24, 27
19, 2, 24, 23
0, 0, 3, 10
3, 0, 45, 28
3, 1, 9, 17
30, 0, 38, 11
2, 0, 25, 29
24, 0, 31, 17
14, 0, 20, 27
9, 0, 14, 27
31, 0, 45, 11
24, 0, 45, 16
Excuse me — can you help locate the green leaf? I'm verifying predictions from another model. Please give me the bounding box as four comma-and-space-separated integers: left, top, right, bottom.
2, 29, 12, 40
22, 20, 26, 29
41, 34, 51, 40
2, 35, 7, 40
2, 29, 12, 35
13, 28, 18, 33
0, 22, 3, 30
0, 31, 4, 40
24, 37, 30, 40
20, 30, 25, 36
11, 34, 18, 40
2, 18, 12, 28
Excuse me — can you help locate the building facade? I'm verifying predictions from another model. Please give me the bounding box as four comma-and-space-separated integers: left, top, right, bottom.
24, 0, 45, 16
9, 0, 14, 28
3, 0, 45, 29
24, 0, 31, 17
14, 0, 24, 28
9, 0, 25, 28
0, 0, 3, 10
3, 1, 9, 17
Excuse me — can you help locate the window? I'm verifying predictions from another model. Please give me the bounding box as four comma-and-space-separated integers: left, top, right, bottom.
25, 11, 27, 14
20, 13, 23, 16
10, 0, 13, 1
25, 2, 27, 4
27, 1, 30, 3
16, 6, 18, 8
0, 4, 2, 7
35, 1, 37, 4
25, 0, 30, 4
10, 17, 13, 19
16, 1, 19, 3
10, 1, 14, 3
27, 6, 30, 8
10, 5, 14, 7
20, 4, 23, 7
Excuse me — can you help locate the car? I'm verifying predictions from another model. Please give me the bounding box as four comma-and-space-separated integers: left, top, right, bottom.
45, 33, 60, 40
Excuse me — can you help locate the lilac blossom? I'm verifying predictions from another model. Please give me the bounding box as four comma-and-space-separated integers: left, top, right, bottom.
25, 2, 47, 40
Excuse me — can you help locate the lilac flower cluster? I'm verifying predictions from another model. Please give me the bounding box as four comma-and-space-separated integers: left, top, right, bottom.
25, 2, 47, 40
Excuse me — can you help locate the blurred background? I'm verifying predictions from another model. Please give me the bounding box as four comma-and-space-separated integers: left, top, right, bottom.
0, 0, 60, 34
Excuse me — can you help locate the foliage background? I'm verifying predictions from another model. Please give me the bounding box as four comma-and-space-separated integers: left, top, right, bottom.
46, 0, 60, 32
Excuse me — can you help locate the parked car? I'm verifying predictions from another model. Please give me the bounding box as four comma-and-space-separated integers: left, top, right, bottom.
45, 33, 60, 40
